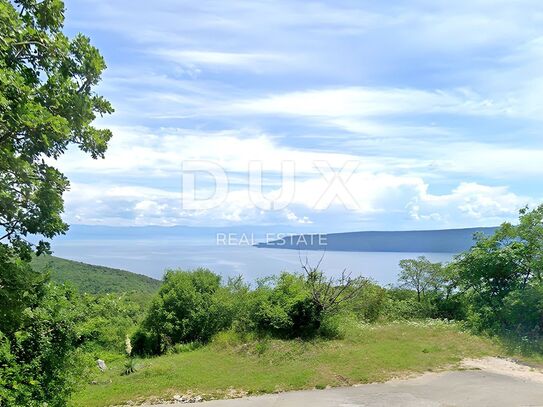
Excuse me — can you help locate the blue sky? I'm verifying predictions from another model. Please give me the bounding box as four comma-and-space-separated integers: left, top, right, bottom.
56, 0, 543, 231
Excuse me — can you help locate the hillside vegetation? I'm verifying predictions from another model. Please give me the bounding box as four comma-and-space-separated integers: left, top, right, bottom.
72, 321, 498, 407
9, 207, 543, 407
31, 255, 161, 294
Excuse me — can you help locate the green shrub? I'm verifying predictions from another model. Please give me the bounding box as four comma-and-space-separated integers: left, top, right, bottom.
77, 293, 151, 353
382, 298, 436, 320
431, 293, 466, 321
348, 280, 387, 322
133, 268, 374, 352
210, 329, 251, 350
502, 283, 543, 336
0, 262, 85, 406
170, 341, 202, 354
318, 313, 344, 339
133, 269, 237, 355
131, 328, 159, 356
247, 273, 322, 338
122, 358, 138, 376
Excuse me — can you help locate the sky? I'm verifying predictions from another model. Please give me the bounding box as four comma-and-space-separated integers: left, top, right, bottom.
57, 0, 543, 232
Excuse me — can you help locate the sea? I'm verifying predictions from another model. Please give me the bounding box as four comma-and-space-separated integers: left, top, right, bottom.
49, 237, 454, 286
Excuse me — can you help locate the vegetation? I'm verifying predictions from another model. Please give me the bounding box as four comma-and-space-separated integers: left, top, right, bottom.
31, 255, 161, 294
398, 256, 443, 302
70, 203, 543, 405
0, 253, 85, 406
3, 0, 542, 406
132, 263, 366, 355
455, 205, 543, 341
5, 202, 543, 407
77, 292, 153, 354
0, 0, 113, 404
133, 268, 237, 354
0, 0, 112, 258
5, 206, 543, 406
72, 321, 498, 407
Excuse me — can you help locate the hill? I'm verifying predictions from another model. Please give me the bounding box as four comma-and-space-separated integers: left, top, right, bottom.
31, 255, 161, 294
255, 227, 498, 253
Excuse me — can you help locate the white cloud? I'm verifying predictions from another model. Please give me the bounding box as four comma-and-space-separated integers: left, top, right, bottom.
439, 143, 543, 178
233, 87, 511, 119
59, 0, 543, 230
55, 126, 390, 177
153, 50, 289, 71
63, 166, 533, 229
410, 182, 533, 225
54, 124, 540, 229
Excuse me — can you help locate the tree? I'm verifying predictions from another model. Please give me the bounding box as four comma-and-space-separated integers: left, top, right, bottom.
300, 253, 366, 319
0, 1, 112, 404
0, 0, 113, 259
455, 205, 543, 332
398, 256, 442, 302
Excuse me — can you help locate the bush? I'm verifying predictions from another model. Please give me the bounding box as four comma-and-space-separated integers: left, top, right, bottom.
170, 341, 202, 354
317, 313, 344, 339
502, 283, 543, 336
247, 273, 322, 338
133, 267, 372, 351
77, 293, 151, 353
431, 293, 466, 321
131, 328, 159, 357
382, 298, 436, 320
133, 269, 238, 355
0, 262, 85, 406
347, 280, 387, 322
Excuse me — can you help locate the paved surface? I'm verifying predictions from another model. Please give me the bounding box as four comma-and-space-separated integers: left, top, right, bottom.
202, 370, 543, 407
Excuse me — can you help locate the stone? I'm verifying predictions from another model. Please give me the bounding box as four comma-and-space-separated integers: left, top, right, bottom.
96, 359, 107, 372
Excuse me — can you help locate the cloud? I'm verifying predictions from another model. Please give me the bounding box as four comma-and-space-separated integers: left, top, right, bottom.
153, 50, 289, 71
62, 164, 533, 230
55, 126, 389, 177
438, 143, 543, 178
410, 182, 534, 225
57, 0, 543, 230
53, 122, 541, 229
233, 87, 512, 119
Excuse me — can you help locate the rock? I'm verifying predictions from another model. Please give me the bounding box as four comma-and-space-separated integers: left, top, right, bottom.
172, 393, 204, 403
96, 359, 107, 372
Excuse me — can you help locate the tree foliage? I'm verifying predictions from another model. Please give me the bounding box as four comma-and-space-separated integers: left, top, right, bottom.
248, 272, 321, 338
133, 269, 238, 355
134, 264, 367, 355
0, 257, 85, 406
455, 205, 543, 333
0, 1, 112, 404
398, 256, 443, 302
0, 0, 113, 257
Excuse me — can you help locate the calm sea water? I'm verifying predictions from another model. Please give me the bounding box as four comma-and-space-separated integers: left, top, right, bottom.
50, 238, 454, 285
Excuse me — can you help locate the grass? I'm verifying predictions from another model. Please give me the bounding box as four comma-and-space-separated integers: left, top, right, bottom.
31, 255, 162, 294
71, 320, 501, 407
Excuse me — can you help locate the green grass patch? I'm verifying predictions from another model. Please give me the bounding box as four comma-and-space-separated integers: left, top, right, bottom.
71, 320, 500, 406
